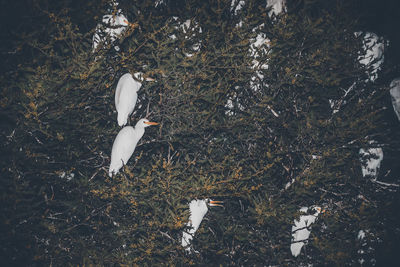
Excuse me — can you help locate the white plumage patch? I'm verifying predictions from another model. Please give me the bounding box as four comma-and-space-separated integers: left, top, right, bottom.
181, 199, 209, 252
109, 119, 153, 177
92, 11, 129, 51
290, 206, 321, 257
359, 145, 383, 179
115, 73, 142, 126
390, 78, 400, 122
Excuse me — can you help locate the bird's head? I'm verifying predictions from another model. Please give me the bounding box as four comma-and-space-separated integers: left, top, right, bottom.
310, 205, 325, 215
188, 199, 223, 220
133, 72, 156, 82
136, 118, 159, 128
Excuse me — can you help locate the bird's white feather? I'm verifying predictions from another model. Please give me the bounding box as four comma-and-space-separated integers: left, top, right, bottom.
181, 199, 209, 251
109, 119, 150, 177
390, 78, 400, 121
290, 206, 321, 257
92, 12, 128, 51
115, 73, 142, 126
188, 200, 209, 233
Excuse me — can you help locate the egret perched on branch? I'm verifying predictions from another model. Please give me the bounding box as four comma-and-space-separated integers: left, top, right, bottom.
181, 199, 223, 253
115, 73, 155, 126
390, 78, 400, 121
115, 73, 141, 127
290, 206, 323, 257
92, 12, 129, 52
108, 118, 158, 177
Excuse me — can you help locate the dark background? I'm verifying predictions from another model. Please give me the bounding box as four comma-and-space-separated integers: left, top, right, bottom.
1, 0, 400, 265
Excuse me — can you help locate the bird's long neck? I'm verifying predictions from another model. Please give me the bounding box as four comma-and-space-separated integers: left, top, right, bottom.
133, 126, 145, 141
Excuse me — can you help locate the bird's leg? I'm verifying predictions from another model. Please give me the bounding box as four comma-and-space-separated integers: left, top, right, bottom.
121, 159, 134, 180
120, 159, 126, 173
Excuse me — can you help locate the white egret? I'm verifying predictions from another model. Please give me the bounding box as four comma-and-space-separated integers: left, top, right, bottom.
115, 73, 142, 127
108, 119, 158, 177
115, 73, 156, 127
266, 0, 286, 16
390, 78, 400, 121
359, 143, 383, 180
92, 12, 129, 52
357, 32, 385, 82
181, 199, 223, 253
290, 206, 323, 257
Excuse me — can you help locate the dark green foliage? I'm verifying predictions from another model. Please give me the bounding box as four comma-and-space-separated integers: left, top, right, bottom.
1, 0, 399, 265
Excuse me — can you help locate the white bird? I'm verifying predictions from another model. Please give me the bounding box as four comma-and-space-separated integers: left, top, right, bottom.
266, 0, 286, 17
108, 118, 158, 177
115, 73, 142, 127
290, 206, 323, 257
359, 141, 383, 180
357, 32, 385, 82
92, 11, 129, 52
390, 78, 400, 121
181, 199, 223, 253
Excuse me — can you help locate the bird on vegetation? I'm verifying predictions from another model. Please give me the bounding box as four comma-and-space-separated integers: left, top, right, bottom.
115, 73, 142, 127
290, 205, 323, 257
109, 118, 158, 177
390, 78, 400, 121
92, 12, 129, 52
181, 199, 223, 252
115, 73, 155, 126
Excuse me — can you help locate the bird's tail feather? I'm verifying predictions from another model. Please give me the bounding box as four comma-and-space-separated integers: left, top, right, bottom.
117, 113, 127, 127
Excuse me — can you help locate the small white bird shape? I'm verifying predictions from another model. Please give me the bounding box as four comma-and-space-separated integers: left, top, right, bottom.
109, 118, 158, 177
92, 12, 129, 51
390, 78, 400, 122
290, 206, 323, 257
181, 199, 223, 252
115, 73, 142, 127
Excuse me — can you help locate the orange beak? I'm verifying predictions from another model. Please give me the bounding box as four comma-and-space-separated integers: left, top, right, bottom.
209, 200, 223, 207
144, 121, 159, 126
123, 20, 139, 29
315, 207, 326, 214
